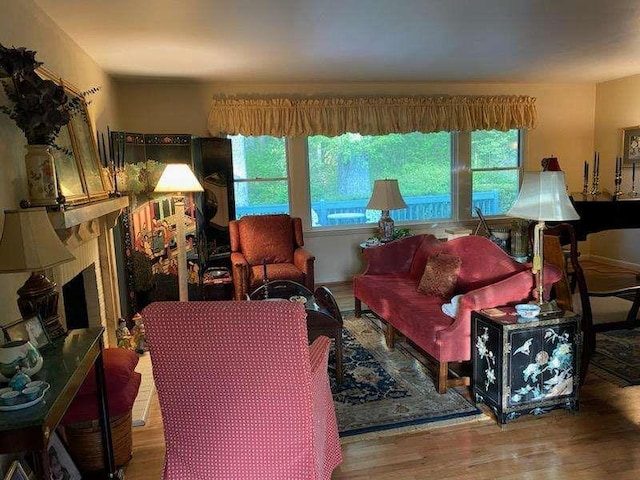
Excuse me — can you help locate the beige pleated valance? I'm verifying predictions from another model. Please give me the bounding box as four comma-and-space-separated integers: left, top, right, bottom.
207, 95, 537, 137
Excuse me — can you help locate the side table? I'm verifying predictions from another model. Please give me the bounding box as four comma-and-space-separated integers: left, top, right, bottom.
472, 308, 582, 425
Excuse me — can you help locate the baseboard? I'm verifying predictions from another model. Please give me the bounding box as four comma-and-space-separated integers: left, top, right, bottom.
586, 254, 640, 271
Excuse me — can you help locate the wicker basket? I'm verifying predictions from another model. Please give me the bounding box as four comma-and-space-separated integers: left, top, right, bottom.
64, 411, 133, 472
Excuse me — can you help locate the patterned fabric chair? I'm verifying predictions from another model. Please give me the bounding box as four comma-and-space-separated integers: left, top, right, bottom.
141, 301, 342, 480
229, 214, 315, 300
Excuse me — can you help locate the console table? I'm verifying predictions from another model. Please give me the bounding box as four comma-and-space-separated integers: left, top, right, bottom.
0, 327, 115, 479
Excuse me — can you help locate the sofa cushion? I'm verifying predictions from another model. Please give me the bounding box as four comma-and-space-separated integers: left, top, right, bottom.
417, 253, 462, 298
238, 215, 294, 265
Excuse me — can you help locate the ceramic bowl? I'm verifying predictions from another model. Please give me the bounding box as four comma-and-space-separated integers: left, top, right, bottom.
515, 303, 541, 319
0, 390, 20, 405
21, 386, 40, 401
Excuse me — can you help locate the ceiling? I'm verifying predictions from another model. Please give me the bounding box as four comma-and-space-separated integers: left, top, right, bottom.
33, 0, 640, 84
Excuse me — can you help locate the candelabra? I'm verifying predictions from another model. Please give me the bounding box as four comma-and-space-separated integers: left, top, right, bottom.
589, 173, 600, 196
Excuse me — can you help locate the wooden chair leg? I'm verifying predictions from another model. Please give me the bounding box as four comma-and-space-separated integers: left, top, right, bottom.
354, 298, 362, 317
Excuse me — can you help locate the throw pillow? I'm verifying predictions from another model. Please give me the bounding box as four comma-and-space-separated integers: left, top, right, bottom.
417, 253, 462, 298
441, 293, 464, 318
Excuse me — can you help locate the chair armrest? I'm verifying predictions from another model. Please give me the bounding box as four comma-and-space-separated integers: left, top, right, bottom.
293, 247, 315, 273
309, 336, 331, 378
231, 252, 250, 300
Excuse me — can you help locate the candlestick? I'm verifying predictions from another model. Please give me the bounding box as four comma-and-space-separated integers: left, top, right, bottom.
583, 161, 589, 194
631, 162, 637, 197
590, 151, 600, 195
614, 156, 623, 197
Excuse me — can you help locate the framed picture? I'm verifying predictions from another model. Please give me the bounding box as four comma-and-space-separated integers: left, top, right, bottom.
622, 125, 640, 165
3, 315, 51, 349
48, 432, 81, 480
4, 461, 29, 480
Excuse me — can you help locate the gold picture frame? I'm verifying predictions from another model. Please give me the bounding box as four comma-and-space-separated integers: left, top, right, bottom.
36, 67, 109, 205
621, 125, 640, 165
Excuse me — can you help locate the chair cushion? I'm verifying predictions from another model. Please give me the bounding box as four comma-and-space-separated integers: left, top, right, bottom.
238, 215, 294, 265
250, 263, 304, 289
77, 348, 139, 397
417, 253, 462, 298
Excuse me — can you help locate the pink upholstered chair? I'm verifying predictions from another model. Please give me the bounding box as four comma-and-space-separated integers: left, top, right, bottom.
141, 301, 342, 480
229, 214, 315, 300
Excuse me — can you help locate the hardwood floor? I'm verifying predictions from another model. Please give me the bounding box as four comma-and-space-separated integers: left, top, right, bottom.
125, 278, 640, 479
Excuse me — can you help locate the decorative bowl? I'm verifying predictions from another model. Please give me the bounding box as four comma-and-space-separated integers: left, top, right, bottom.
515, 303, 541, 319
0, 340, 43, 382
21, 386, 40, 401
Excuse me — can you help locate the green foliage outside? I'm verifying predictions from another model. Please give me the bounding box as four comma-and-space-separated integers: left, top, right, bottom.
232, 130, 520, 214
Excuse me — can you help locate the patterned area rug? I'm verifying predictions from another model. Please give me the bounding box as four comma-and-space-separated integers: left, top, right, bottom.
591, 329, 640, 386
330, 312, 486, 441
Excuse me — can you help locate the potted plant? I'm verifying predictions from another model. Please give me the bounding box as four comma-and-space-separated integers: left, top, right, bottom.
0, 44, 97, 206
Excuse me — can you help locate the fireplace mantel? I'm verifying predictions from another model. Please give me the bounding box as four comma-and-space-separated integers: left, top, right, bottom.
47, 196, 129, 230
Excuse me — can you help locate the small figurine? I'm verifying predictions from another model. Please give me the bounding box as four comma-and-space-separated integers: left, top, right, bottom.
116, 318, 132, 350
131, 313, 148, 354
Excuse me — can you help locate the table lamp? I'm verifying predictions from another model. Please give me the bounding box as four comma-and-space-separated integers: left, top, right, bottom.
366, 179, 407, 242
154, 163, 204, 301
506, 171, 579, 313
0, 208, 75, 339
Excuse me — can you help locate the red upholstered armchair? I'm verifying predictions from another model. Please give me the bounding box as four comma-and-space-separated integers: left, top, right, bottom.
229, 214, 315, 300
142, 301, 342, 479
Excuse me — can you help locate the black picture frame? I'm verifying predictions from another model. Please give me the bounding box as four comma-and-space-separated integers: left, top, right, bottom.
3, 314, 51, 350
622, 125, 640, 165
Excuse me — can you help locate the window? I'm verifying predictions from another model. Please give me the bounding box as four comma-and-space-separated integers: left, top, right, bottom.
308, 132, 452, 227
470, 130, 521, 216
230, 135, 289, 217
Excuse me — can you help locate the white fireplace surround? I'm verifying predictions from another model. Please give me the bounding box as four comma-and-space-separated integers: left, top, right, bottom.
48, 196, 128, 348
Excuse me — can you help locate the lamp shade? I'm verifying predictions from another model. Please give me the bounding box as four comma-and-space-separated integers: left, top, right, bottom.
507, 171, 579, 221
366, 179, 407, 210
0, 208, 75, 273
154, 163, 204, 193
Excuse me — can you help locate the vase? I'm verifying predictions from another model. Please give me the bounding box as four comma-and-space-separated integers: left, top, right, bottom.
24, 144, 59, 207
0, 340, 43, 382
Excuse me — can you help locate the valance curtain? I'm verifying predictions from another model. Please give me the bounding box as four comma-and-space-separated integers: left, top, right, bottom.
207, 95, 537, 138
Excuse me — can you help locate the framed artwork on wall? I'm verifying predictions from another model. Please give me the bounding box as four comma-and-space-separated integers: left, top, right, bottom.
35, 67, 110, 206
622, 125, 640, 165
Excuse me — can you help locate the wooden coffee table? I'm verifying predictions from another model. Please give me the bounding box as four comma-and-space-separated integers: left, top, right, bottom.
249, 280, 344, 384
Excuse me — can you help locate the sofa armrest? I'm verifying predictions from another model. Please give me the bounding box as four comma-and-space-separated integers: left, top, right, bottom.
439, 270, 537, 342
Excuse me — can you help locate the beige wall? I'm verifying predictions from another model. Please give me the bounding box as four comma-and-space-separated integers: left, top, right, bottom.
0, 0, 116, 321
590, 75, 640, 267
116, 80, 597, 281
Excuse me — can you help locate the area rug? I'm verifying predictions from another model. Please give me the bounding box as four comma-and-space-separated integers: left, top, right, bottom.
331, 312, 486, 441
131, 353, 156, 426
590, 329, 640, 387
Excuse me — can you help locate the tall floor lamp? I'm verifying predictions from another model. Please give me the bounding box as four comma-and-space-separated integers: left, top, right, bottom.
0, 208, 75, 339
154, 164, 204, 302
506, 171, 579, 313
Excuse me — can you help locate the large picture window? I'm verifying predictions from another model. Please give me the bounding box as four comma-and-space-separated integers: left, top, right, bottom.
228, 130, 522, 227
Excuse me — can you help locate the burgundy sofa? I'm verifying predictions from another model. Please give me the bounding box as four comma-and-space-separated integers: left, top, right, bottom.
353, 234, 561, 393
